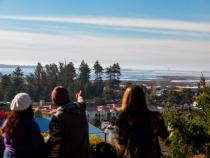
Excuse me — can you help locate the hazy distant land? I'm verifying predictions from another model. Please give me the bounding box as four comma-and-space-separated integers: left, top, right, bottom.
0, 64, 210, 86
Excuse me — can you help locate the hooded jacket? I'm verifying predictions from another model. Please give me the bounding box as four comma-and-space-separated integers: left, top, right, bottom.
48, 101, 89, 158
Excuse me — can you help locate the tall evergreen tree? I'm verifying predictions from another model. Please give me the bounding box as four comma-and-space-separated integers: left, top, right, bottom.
94, 60, 103, 81
58, 62, 76, 97
26, 63, 47, 101
93, 60, 104, 97
78, 60, 90, 89
104, 63, 121, 101
0, 74, 13, 101
112, 63, 121, 90
78, 60, 91, 98
12, 66, 25, 95
45, 64, 59, 100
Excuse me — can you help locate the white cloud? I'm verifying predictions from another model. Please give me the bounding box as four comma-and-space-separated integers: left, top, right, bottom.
0, 15, 210, 33
0, 29, 210, 71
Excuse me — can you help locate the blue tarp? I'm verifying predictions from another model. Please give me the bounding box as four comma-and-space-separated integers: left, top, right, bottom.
35, 118, 105, 139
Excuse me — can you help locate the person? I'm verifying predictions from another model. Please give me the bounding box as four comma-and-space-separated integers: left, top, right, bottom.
2, 93, 46, 158
104, 122, 116, 144
48, 86, 89, 158
116, 86, 169, 158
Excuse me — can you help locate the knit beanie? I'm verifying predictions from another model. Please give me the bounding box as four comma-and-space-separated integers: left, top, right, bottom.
51, 86, 70, 105
10, 93, 32, 111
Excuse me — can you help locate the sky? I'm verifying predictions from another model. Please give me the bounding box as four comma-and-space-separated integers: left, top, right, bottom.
0, 0, 210, 71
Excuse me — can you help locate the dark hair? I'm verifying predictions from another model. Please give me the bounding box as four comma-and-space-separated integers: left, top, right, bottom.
51, 86, 70, 106
3, 106, 34, 141
117, 86, 151, 126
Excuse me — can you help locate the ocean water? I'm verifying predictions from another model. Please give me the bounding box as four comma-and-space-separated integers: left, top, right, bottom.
0, 67, 210, 81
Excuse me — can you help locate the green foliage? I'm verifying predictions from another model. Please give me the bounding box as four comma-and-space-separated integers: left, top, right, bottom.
26, 63, 48, 101
164, 76, 210, 158
93, 60, 104, 97
0, 74, 13, 101
94, 60, 103, 81
12, 66, 25, 95
58, 62, 76, 97
0, 67, 25, 101
104, 63, 121, 101
148, 88, 195, 108
78, 60, 90, 88
196, 75, 210, 122
164, 109, 210, 158
0, 61, 121, 104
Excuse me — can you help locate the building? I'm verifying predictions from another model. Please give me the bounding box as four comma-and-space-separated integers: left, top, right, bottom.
86, 104, 121, 122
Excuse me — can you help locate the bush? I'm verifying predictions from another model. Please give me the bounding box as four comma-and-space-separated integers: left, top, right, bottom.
164, 108, 210, 158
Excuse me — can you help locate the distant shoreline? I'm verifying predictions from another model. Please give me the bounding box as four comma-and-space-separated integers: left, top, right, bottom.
1, 65, 210, 83
0, 64, 35, 68
0, 64, 210, 73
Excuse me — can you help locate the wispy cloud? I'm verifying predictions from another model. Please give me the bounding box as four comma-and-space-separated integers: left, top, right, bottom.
0, 15, 210, 70
0, 15, 210, 33
0, 29, 210, 71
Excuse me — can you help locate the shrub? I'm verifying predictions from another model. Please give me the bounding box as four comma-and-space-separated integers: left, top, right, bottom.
164, 108, 210, 158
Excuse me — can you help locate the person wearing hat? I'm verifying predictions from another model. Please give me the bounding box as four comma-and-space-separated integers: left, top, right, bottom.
2, 93, 46, 158
48, 86, 89, 158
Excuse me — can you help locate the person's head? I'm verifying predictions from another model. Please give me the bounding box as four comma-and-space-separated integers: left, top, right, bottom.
51, 86, 70, 106
3, 93, 34, 141
121, 85, 148, 114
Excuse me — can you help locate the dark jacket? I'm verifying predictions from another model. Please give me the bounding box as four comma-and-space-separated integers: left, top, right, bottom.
48, 101, 89, 158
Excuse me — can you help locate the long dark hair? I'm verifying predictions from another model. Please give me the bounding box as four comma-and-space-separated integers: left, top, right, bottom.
117, 86, 151, 126
3, 106, 34, 141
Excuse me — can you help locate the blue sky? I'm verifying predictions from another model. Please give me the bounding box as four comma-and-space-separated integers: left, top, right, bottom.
0, 0, 210, 70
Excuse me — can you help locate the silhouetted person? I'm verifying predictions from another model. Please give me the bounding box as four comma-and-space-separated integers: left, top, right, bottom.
2, 93, 46, 158
48, 86, 89, 158
116, 86, 169, 158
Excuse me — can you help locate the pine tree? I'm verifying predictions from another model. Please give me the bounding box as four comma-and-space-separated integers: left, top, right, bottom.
104, 63, 121, 101
0, 74, 13, 101
12, 66, 25, 95
45, 64, 59, 100
58, 62, 76, 98
78, 60, 91, 98
26, 63, 48, 101
93, 60, 104, 97
78, 60, 90, 88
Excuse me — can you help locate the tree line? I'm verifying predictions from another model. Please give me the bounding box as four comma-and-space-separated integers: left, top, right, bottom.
0, 60, 121, 104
